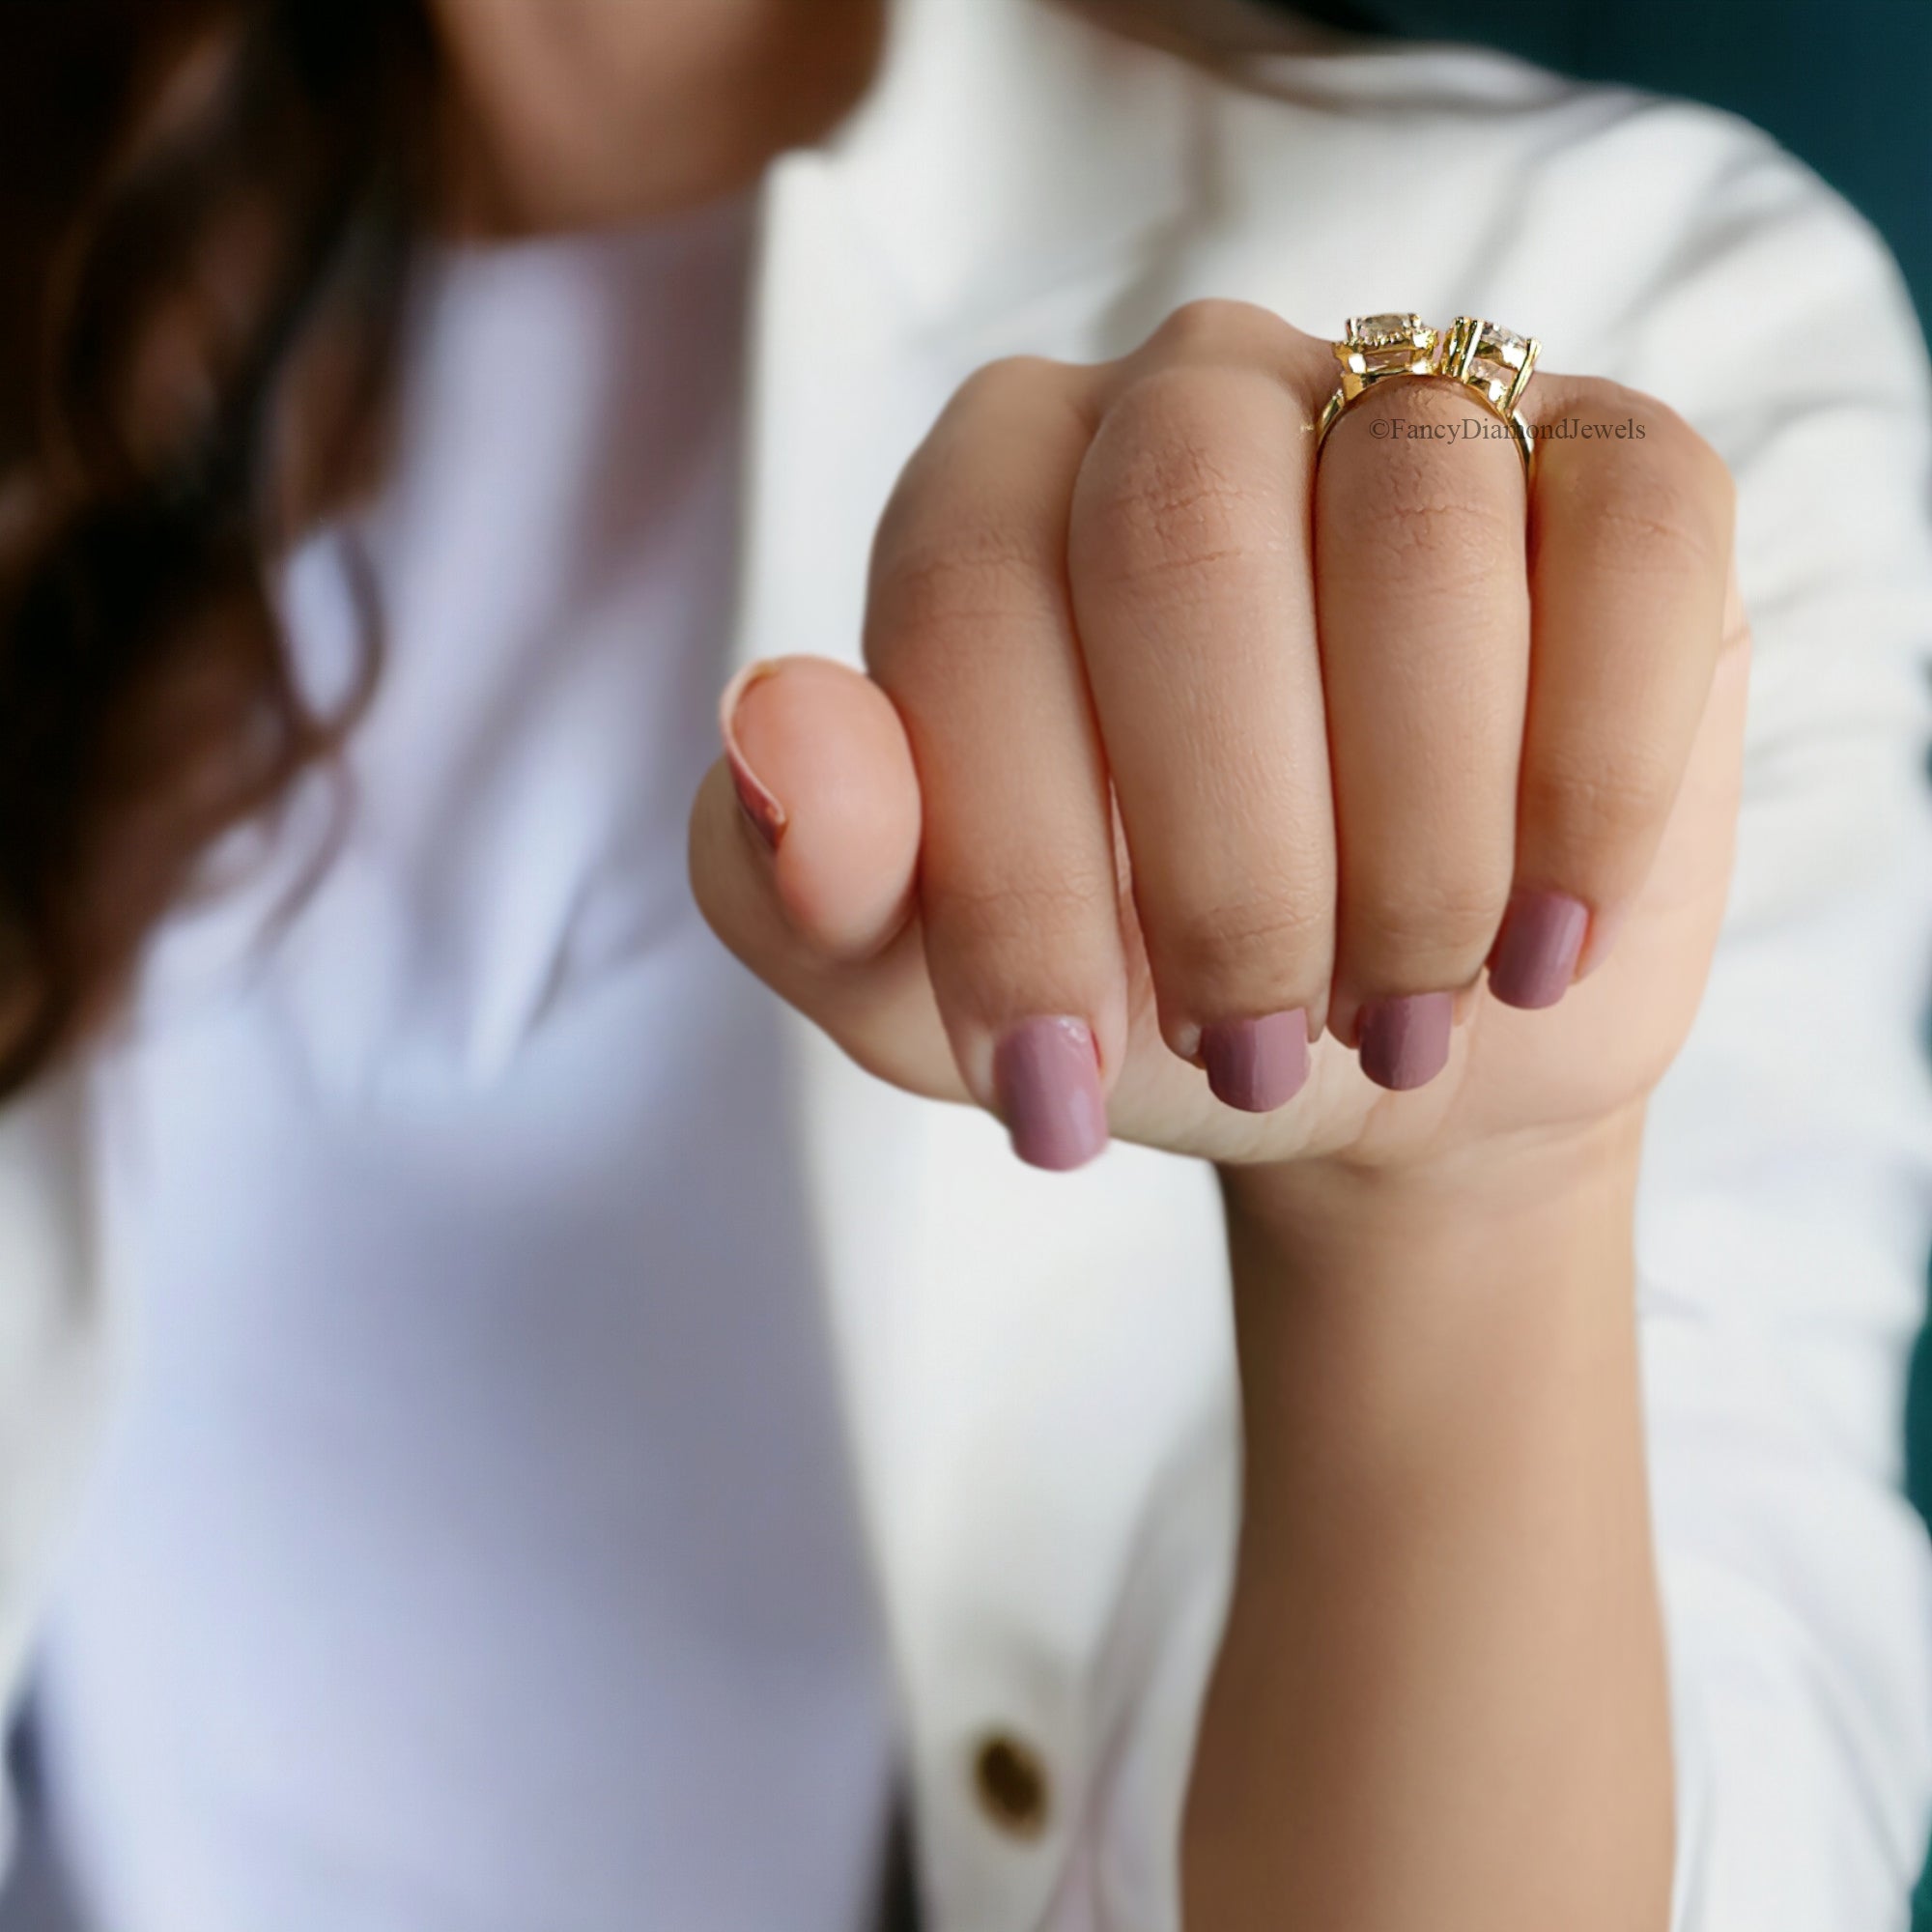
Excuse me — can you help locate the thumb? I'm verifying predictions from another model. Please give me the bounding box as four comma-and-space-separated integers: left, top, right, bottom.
690, 655, 959, 1098
710, 654, 920, 957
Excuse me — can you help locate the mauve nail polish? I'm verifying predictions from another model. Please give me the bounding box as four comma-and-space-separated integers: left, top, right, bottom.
1488, 889, 1590, 1010
994, 1017, 1108, 1171
1358, 991, 1454, 1091
718, 662, 786, 853
1201, 1011, 1309, 1113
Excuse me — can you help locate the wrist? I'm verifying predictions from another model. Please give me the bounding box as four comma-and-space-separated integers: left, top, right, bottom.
1192, 1102, 1672, 1932
1218, 1105, 1649, 1538
1219, 1101, 1648, 1289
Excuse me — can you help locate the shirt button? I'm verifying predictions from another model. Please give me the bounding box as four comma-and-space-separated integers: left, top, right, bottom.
972, 1730, 1051, 1839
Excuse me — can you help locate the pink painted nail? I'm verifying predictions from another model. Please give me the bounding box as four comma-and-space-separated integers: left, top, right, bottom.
1201, 1011, 1310, 1113
1488, 889, 1589, 1010
993, 1017, 1108, 1172
719, 661, 786, 853
1358, 992, 1454, 1091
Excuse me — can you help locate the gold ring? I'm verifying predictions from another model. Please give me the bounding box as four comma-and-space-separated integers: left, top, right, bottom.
1316, 312, 1540, 472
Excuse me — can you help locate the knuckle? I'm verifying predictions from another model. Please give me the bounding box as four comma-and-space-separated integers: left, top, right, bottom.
1521, 742, 1681, 848
1332, 393, 1523, 582
1549, 385, 1736, 573
1349, 871, 1508, 972
868, 502, 1049, 659
1573, 473, 1726, 582
950, 353, 1074, 416
1153, 893, 1326, 996
1145, 297, 1291, 365
868, 358, 1095, 673
930, 863, 1120, 958
1079, 373, 1272, 588
1370, 470, 1516, 582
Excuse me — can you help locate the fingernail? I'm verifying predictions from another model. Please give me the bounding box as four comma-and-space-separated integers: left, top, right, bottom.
1488, 889, 1589, 1010
1358, 992, 1454, 1091
993, 1016, 1108, 1172
1201, 1011, 1310, 1113
719, 661, 786, 853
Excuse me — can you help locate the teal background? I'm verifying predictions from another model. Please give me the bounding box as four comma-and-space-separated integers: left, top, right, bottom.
1274, 0, 1932, 1918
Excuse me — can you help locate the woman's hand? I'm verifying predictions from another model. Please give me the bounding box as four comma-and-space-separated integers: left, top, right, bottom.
690, 299, 1742, 1182
692, 298, 1721, 1927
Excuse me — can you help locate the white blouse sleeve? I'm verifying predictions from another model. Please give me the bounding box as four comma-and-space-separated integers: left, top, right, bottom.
1614, 128, 1932, 1931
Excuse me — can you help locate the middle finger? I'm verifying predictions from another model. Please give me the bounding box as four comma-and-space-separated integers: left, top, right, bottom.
1069, 300, 1334, 1115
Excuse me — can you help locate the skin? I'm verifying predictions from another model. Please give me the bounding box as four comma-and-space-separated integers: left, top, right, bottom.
437, 3, 1743, 1923
425, 0, 887, 230
696, 318, 1734, 1932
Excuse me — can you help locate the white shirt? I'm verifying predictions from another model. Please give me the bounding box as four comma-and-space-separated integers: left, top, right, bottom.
0, 5, 1926, 1929
14, 197, 896, 1932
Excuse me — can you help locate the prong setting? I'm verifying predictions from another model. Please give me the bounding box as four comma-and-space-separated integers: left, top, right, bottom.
1320, 311, 1540, 472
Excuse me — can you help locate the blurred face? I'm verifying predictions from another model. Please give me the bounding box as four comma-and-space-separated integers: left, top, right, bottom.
428, 0, 889, 232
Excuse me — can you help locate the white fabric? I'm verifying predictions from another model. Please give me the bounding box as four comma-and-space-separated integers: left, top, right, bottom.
0, 3, 1925, 1930
16, 197, 897, 1932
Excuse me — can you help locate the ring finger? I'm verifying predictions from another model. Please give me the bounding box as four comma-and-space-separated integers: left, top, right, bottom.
1314, 372, 1532, 1089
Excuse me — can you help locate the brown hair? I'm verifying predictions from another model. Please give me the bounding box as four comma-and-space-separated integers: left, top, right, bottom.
0, 0, 439, 1095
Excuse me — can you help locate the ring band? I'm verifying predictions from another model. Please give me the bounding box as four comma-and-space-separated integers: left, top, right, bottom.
1317, 312, 1540, 471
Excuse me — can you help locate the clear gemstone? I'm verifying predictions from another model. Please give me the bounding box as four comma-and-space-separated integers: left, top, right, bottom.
1477, 322, 1528, 362
1348, 311, 1426, 349
1469, 322, 1533, 391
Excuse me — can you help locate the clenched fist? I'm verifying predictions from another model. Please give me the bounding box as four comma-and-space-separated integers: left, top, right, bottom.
690, 299, 1742, 1177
